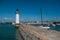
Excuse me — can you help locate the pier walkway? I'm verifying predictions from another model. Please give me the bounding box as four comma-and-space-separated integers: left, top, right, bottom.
14, 23, 60, 40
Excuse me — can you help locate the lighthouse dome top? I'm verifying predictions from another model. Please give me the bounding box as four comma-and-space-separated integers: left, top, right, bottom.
16, 9, 19, 11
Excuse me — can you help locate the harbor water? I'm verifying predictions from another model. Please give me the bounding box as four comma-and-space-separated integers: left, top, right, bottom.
0, 24, 16, 40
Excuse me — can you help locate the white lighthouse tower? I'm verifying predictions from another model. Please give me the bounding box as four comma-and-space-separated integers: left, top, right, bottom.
16, 9, 19, 24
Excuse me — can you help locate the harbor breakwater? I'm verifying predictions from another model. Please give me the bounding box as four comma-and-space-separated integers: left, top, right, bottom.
14, 23, 60, 40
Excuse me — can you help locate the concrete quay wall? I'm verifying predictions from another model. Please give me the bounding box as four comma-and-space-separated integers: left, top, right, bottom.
27, 22, 53, 24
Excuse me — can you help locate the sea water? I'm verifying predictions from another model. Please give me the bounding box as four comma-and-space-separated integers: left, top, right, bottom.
49, 25, 60, 31
0, 24, 16, 40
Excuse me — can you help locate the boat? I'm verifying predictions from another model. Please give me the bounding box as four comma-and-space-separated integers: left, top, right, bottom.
52, 24, 56, 26
39, 8, 50, 29
40, 26, 50, 29
56, 24, 60, 25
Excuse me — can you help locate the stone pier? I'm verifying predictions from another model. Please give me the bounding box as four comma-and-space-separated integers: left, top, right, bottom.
14, 23, 60, 40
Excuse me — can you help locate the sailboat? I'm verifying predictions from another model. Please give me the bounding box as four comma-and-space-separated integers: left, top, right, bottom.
52, 24, 56, 26
39, 8, 50, 29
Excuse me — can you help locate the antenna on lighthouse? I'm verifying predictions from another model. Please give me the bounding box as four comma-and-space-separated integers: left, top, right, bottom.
16, 9, 19, 24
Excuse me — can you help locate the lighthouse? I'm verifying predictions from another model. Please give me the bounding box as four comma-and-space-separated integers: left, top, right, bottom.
16, 9, 19, 24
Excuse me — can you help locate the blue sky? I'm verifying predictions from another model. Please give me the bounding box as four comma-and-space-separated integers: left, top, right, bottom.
0, 0, 60, 22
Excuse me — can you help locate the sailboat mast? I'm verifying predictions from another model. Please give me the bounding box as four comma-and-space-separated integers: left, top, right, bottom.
40, 8, 43, 25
